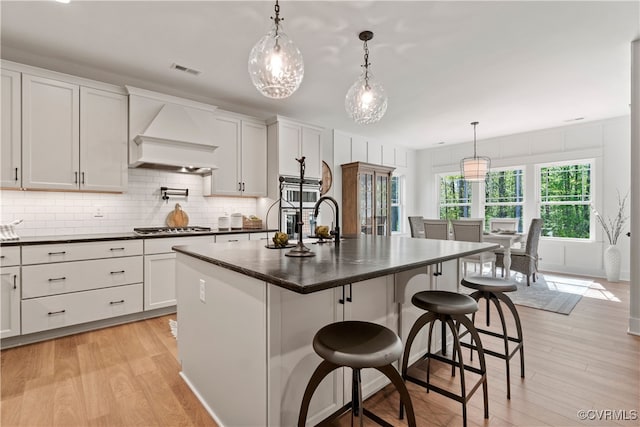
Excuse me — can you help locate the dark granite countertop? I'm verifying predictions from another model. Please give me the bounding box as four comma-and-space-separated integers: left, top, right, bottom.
173, 236, 500, 294
0, 228, 276, 247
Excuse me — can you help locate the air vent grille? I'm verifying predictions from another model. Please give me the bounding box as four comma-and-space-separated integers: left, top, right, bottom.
170, 63, 202, 76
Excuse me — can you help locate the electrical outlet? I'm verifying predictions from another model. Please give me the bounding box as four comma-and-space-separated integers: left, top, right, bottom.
199, 279, 206, 303
93, 207, 104, 219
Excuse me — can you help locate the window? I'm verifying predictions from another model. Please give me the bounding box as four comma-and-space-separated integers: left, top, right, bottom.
390, 175, 404, 233
439, 174, 471, 220
485, 168, 525, 232
538, 161, 592, 239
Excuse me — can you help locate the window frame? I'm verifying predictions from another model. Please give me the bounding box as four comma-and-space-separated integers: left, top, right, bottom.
484, 166, 526, 232
535, 158, 595, 241
390, 174, 405, 234
437, 172, 472, 220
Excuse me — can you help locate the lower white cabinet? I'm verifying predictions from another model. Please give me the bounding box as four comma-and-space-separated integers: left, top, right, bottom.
143, 235, 213, 310
21, 283, 143, 335
1, 267, 21, 338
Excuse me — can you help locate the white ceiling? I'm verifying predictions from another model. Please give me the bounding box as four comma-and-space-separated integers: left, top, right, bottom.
2, 1, 639, 150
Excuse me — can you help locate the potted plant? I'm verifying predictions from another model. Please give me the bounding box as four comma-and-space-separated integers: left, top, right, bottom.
592, 191, 629, 282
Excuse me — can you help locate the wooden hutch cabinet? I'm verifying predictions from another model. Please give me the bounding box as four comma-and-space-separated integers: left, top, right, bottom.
341, 162, 395, 238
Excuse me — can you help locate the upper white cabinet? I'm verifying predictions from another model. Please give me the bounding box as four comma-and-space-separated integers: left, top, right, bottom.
21, 72, 127, 192
1, 69, 21, 189
208, 113, 267, 197
267, 116, 322, 198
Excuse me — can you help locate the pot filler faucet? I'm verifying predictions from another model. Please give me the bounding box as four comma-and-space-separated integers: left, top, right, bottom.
313, 196, 340, 245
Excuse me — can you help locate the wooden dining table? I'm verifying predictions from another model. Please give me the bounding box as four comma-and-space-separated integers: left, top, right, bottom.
482, 232, 526, 278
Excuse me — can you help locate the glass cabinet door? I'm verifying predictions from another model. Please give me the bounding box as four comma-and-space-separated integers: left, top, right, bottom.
375, 173, 389, 235
360, 172, 374, 235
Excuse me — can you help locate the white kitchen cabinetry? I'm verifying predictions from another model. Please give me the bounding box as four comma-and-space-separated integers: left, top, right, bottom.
268, 276, 395, 426
267, 116, 323, 199
209, 113, 267, 197
21, 240, 144, 335
215, 233, 250, 243
22, 73, 127, 192
1, 247, 21, 338
1, 69, 21, 189
143, 236, 212, 310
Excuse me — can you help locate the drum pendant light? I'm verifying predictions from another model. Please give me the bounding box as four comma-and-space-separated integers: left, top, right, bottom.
345, 31, 388, 124
248, 0, 304, 99
461, 121, 491, 181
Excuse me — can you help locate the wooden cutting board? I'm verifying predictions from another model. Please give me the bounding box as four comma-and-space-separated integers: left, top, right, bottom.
166, 203, 189, 228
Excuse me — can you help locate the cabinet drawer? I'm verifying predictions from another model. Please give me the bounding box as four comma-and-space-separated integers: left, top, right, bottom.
215, 233, 250, 243
22, 256, 143, 298
21, 283, 143, 335
0, 247, 20, 267
249, 232, 270, 241
22, 240, 143, 265
144, 236, 212, 255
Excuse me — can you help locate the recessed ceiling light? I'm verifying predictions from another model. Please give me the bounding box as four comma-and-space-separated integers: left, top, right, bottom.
564, 117, 584, 122
170, 63, 201, 76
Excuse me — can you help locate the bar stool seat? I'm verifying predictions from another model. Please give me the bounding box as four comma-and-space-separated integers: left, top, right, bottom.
299, 321, 416, 427
401, 290, 489, 427
460, 275, 525, 399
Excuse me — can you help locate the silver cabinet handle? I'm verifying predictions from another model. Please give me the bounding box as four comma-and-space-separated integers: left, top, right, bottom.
110, 270, 125, 275
48, 277, 66, 282
109, 299, 125, 305
48, 251, 66, 256
109, 247, 125, 251
48, 309, 66, 316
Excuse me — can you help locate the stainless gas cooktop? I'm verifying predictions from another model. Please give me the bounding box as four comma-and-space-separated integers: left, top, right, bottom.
133, 226, 212, 235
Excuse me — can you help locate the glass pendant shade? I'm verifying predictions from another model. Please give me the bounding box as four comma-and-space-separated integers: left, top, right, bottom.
248, 22, 304, 99
461, 121, 490, 181
345, 70, 388, 124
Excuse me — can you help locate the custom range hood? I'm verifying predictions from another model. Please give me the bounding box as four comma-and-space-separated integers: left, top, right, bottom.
127, 86, 218, 174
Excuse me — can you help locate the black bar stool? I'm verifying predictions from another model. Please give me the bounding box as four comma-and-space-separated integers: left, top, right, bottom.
401, 290, 489, 427
460, 275, 525, 399
298, 320, 416, 427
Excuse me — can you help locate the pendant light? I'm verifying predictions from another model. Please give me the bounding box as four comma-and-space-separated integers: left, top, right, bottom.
345, 31, 388, 124
461, 121, 491, 181
248, 0, 304, 99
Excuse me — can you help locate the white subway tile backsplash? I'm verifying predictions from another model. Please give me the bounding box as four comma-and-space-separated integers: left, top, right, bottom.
0, 169, 258, 237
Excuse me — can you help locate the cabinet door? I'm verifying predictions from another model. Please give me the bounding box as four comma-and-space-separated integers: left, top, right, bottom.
211, 116, 241, 195
1, 267, 20, 338
344, 277, 396, 402
241, 121, 267, 196
268, 285, 344, 426
301, 126, 322, 179
80, 87, 128, 192
1, 69, 21, 189
278, 122, 301, 176
375, 172, 390, 236
22, 74, 80, 190
359, 172, 374, 235
144, 252, 177, 310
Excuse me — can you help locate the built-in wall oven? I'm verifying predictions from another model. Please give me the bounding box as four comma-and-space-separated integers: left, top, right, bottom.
279, 177, 321, 239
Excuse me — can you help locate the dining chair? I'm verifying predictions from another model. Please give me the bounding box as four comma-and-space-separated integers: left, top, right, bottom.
489, 218, 518, 233
451, 219, 496, 276
408, 216, 425, 238
495, 218, 543, 286
423, 219, 449, 240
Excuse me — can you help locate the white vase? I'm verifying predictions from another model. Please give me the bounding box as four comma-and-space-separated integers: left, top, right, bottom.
604, 244, 621, 282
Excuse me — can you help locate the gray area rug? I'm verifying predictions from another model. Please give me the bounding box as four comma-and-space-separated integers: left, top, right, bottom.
503, 273, 593, 315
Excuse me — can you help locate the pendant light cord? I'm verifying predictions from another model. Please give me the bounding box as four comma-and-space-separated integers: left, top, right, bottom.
362, 39, 370, 89
471, 121, 479, 159
271, 0, 282, 36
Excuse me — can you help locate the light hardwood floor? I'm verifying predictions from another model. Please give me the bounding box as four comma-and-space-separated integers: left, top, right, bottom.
2, 275, 639, 427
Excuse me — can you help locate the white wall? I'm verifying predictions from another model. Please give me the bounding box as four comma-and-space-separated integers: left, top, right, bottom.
0, 168, 257, 237
416, 116, 631, 280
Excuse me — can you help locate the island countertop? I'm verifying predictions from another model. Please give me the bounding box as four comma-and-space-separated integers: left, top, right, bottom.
173, 236, 499, 294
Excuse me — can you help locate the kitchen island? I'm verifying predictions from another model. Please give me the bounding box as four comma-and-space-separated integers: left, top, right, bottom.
173, 236, 498, 426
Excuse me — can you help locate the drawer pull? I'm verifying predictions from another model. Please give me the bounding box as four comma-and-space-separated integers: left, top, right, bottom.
48, 309, 66, 316
13, 275, 17, 290
48, 277, 66, 282
0, 255, 4, 259
110, 270, 125, 275
228, 239, 239, 242
109, 299, 125, 305
48, 251, 66, 256
110, 247, 125, 251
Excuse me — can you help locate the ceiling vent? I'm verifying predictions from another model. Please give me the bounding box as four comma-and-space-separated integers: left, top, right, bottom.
170, 63, 201, 76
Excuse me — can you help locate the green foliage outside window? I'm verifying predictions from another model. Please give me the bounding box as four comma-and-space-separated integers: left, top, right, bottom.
539, 163, 591, 238
485, 169, 524, 232
439, 174, 471, 220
